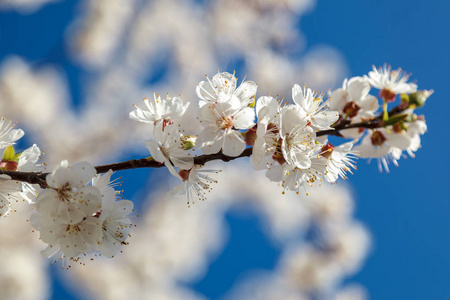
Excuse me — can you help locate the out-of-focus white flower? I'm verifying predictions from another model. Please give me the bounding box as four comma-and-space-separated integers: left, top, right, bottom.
69, 0, 136, 68
333, 284, 368, 300
35, 160, 102, 223
146, 123, 194, 179
0, 198, 50, 300
130, 93, 189, 125
0, 0, 57, 14
325, 222, 371, 274
196, 71, 257, 108
280, 245, 341, 292
197, 99, 255, 156
367, 65, 417, 101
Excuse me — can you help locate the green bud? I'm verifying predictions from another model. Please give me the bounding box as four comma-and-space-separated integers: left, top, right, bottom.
13, 152, 21, 163
183, 135, 197, 150
409, 90, 433, 108
2, 145, 15, 161
400, 93, 409, 103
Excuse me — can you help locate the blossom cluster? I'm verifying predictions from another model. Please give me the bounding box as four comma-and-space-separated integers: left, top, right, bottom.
0, 64, 431, 267
130, 65, 431, 202
0, 117, 39, 217
30, 163, 134, 267
0, 122, 134, 267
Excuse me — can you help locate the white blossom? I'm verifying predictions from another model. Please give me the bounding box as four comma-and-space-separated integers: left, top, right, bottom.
251, 96, 281, 170
196, 71, 257, 108
167, 165, 220, 206
292, 84, 339, 130
92, 170, 134, 258
197, 98, 255, 156
367, 65, 417, 98
129, 93, 189, 125
322, 142, 359, 183
279, 105, 318, 169
145, 122, 194, 179
329, 76, 379, 121
353, 129, 411, 172
35, 160, 102, 224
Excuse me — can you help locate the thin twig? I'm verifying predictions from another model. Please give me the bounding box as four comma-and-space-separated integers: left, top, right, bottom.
1, 104, 408, 187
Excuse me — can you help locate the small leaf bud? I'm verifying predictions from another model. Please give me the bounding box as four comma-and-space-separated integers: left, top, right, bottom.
408, 90, 433, 108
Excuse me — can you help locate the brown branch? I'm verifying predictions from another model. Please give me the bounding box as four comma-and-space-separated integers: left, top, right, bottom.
0, 170, 48, 189
1, 149, 255, 188
1, 103, 408, 188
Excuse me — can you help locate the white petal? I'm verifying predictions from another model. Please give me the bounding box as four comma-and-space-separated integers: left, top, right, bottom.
18, 144, 41, 171
145, 140, 166, 163
2, 128, 24, 144
69, 161, 97, 187
170, 149, 194, 170
0, 195, 10, 219
222, 130, 246, 157
234, 81, 257, 106
329, 89, 349, 111
292, 84, 308, 108
347, 76, 371, 101
129, 106, 156, 123
233, 107, 255, 129
358, 95, 379, 113
197, 127, 223, 154
312, 111, 339, 130
196, 80, 217, 103
387, 134, 412, 150
46, 160, 70, 188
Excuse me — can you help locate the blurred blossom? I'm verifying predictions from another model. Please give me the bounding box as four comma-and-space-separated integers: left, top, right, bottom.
0, 0, 58, 14
68, 0, 137, 69
0, 200, 50, 300
333, 285, 368, 300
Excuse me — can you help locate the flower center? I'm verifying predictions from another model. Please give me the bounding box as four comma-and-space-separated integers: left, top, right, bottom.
57, 182, 73, 202
216, 116, 234, 130
179, 169, 191, 181
66, 224, 81, 233
380, 88, 396, 102
343, 101, 361, 118
371, 130, 387, 146
320, 142, 334, 158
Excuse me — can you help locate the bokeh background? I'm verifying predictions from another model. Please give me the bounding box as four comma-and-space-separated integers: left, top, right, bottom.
0, 0, 448, 299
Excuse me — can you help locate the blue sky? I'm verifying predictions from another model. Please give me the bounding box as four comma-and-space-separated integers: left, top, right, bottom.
300, 1, 449, 299
1, 0, 449, 299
